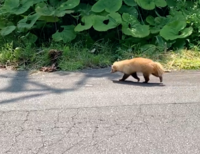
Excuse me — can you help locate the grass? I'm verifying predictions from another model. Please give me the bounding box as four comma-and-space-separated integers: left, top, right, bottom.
116, 46, 200, 71
0, 40, 114, 71
162, 50, 200, 70
0, 38, 200, 71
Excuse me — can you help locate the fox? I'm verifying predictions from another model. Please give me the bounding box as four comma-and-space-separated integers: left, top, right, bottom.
111, 57, 164, 83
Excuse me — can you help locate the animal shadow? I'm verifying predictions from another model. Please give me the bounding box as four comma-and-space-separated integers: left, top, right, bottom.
112, 80, 165, 87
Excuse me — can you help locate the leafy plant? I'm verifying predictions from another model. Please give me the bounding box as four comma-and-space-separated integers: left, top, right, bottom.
92, 0, 122, 13
0, 0, 200, 71
122, 13, 150, 38
52, 25, 77, 43
135, 0, 167, 10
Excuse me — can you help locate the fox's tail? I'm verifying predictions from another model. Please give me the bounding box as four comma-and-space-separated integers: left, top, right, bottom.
153, 62, 164, 77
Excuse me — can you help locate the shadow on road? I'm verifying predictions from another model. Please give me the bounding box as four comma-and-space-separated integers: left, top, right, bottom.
0, 68, 116, 104
112, 80, 165, 87
0, 67, 165, 104
0, 71, 76, 104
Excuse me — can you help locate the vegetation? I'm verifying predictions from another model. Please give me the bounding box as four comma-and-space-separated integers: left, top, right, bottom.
0, 0, 200, 71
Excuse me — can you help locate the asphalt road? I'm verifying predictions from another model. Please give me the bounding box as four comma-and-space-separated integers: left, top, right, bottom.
0, 68, 200, 154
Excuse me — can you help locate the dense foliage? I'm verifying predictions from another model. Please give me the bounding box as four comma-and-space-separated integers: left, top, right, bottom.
0, 0, 200, 71
0, 0, 199, 49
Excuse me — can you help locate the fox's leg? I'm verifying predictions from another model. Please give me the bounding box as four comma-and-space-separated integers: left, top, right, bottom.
159, 76, 163, 82
152, 73, 163, 83
131, 72, 140, 82
119, 74, 130, 81
143, 73, 150, 83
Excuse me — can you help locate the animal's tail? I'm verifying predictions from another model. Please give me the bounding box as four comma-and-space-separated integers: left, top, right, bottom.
153, 62, 164, 76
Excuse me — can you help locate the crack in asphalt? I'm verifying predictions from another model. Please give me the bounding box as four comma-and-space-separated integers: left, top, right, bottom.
1, 104, 200, 153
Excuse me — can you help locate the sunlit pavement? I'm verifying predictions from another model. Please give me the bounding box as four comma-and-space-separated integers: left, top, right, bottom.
0, 69, 200, 154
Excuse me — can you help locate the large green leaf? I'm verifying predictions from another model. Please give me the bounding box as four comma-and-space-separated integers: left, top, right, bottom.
17, 13, 40, 29
36, 0, 79, 17
160, 21, 193, 40
0, 25, 16, 36
20, 32, 38, 44
135, 0, 167, 10
119, 5, 138, 17
92, 0, 122, 13
55, 0, 80, 17
122, 13, 150, 38
122, 23, 149, 38
146, 16, 155, 26
49, 0, 61, 7
75, 15, 94, 32
35, 3, 55, 16
4, 0, 44, 14
52, 25, 76, 43
93, 13, 122, 31
146, 16, 169, 34
11, 1, 35, 15
4, 0, 19, 10
123, 0, 137, 6
74, 3, 92, 16
0, 7, 8, 15
166, 0, 177, 7
57, 0, 80, 10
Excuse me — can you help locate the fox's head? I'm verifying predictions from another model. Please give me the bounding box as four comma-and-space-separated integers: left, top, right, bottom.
111, 63, 118, 73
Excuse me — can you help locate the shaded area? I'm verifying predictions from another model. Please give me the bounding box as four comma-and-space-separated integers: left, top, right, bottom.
0, 67, 165, 105
0, 71, 79, 104
0, 69, 114, 104
112, 80, 165, 87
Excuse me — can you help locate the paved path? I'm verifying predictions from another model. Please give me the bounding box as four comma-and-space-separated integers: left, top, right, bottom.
0, 69, 200, 154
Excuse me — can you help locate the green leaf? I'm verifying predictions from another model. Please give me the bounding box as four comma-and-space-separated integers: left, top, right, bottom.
55, 0, 80, 17
173, 39, 186, 49
52, 25, 76, 43
35, 3, 55, 16
0, 25, 16, 36
150, 27, 160, 34
4, 0, 19, 10
92, 0, 122, 13
93, 13, 122, 31
4, 0, 44, 14
160, 21, 193, 40
74, 3, 92, 16
57, 0, 80, 10
17, 13, 40, 29
123, 0, 137, 6
155, 35, 166, 47
36, 0, 80, 17
0, 7, 8, 15
155, 0, 167, 7
146, 16, 169, 34
135, 0, 167, 10
166, 0, 177, 7
122, 13, 150, 38
122, 13, 139, 24
140, 44, 157, 53
49, 0, 61, 7
146, 16, 155, 25
75, 15, 94, 32
119, 5, 138, 17
11, 1, 34, 14
122, 23, 150, 38
20, 32, 38, 44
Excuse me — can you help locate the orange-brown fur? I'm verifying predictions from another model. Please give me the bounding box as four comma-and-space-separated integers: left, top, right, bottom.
111, 57, 164, 83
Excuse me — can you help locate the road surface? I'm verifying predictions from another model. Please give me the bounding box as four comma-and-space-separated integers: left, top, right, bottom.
0, 68, 200, 154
